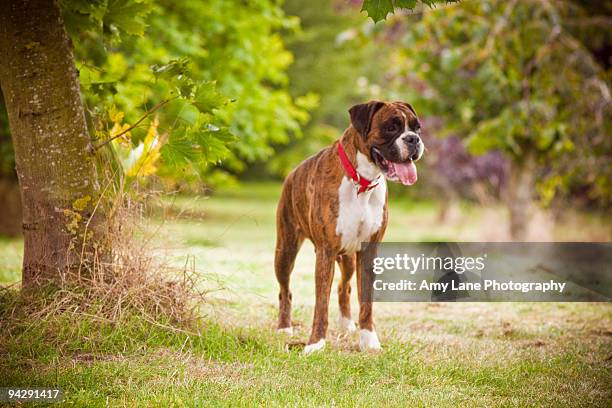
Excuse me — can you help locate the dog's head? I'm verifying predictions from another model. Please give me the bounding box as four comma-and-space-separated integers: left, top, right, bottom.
349, 100, 424, 186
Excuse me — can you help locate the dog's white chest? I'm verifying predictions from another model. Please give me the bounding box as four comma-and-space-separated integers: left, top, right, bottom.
336, 176, 386, 253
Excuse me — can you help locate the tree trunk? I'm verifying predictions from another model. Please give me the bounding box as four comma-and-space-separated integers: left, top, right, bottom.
0, 0, 104, 286
507, 154, 536, 241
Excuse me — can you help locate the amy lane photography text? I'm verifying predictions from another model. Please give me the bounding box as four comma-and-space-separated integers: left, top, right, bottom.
373, 279, 567, 294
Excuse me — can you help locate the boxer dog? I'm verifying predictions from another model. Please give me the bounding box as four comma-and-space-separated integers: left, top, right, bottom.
274, 100, 424, 353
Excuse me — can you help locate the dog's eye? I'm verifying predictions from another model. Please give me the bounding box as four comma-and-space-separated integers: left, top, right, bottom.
385, 124, 398, 133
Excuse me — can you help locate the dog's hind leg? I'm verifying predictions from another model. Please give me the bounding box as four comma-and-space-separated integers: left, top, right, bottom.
275, 201, 303, 335
336, 254, 357, 332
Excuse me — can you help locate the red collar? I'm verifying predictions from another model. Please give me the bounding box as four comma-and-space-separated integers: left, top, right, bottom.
337, 142, 380, 194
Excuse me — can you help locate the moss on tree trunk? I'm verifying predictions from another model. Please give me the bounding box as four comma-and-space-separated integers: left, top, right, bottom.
0, 0, 105, 286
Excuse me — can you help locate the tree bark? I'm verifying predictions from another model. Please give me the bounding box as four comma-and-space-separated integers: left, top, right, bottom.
507, 154, 536, 241
0, 0, 104, 286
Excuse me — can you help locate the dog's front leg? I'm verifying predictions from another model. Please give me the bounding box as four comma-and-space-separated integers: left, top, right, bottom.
304, 248, 335, 354
356, 244, 382, 351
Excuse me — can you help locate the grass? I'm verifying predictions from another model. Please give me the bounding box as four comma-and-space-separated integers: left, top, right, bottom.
0, 235, 22, 283
1, 181, 611, 407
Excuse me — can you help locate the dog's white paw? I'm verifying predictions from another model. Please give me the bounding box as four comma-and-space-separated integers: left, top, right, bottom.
277, 326, 293, 336
359, 329, 381, 351
303, 339, 326, 355
338, 316, 357, 333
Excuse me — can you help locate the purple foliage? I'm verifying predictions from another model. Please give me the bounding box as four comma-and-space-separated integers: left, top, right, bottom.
425, 133, 508, 199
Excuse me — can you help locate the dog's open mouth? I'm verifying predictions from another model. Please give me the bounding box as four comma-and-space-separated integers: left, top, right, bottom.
371, 147, 418, 186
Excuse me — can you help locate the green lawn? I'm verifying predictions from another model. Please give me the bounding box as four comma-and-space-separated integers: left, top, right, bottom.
1, 182, 611, 407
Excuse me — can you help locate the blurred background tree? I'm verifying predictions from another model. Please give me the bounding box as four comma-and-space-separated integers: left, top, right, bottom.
373, 0, 610, 239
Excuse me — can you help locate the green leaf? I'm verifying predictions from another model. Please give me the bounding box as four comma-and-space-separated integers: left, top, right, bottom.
60, 0, 107, 19
177, 79, 196, 98
361, 0, 460, 22
161, 134, 197, 167
394, 0, 417, 9
151, 57, 191, 80
361, 0, 394, 23
60, 0, 106, 36
192, 82, 227, 114
195, 130, 233, 164
104, 0, 152, 36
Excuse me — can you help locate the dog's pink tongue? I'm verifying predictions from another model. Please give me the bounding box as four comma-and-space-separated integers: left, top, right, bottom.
393, 161, 418, 186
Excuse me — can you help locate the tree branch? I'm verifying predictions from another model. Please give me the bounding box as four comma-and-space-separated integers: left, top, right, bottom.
93, 96, 178, 151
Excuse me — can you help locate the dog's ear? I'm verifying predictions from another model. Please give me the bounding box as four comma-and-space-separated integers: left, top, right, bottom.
396, 101, 417, 116
349, 100, 385, 139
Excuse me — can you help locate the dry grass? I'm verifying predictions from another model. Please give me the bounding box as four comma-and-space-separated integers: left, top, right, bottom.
0, 187, 210, 339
